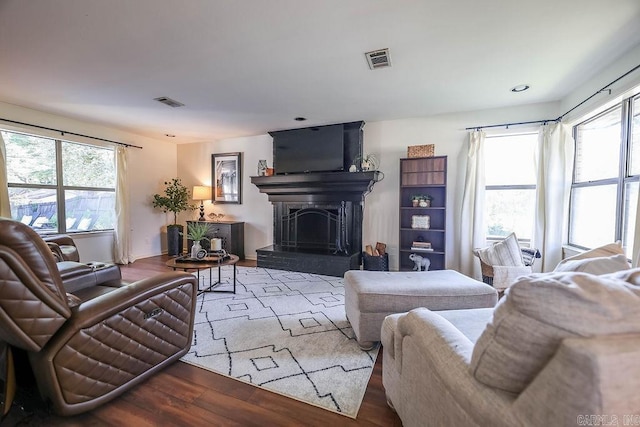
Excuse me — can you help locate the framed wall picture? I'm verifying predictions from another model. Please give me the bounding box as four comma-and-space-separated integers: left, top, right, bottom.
212, 152, 242, 204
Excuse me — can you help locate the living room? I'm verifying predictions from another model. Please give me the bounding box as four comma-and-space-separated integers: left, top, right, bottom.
1, 1, 640, 425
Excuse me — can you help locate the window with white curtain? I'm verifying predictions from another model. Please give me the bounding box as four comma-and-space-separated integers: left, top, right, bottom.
569, 94, 640, 257
2, 129, 116, 234
484, 132, 538, 241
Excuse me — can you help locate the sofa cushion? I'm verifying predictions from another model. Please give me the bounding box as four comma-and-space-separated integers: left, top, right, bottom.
469, 270, 640, 393
436, 308, 494, 344
555, 241, 624, 265
475, 232, 524, 267
553, 253, 630, 274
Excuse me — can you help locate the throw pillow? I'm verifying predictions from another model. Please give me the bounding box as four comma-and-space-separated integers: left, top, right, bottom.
555, 242, 624, 266
475, 232, 524, 267
553, 253, 631, 275
469, 270, 640, 393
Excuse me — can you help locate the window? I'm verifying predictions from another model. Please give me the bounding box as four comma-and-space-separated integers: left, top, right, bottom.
484, 133, 538, 241
569, 94, 640, 257
3, 130, 116, 234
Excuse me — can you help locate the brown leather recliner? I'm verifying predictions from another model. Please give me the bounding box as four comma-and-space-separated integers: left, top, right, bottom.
0, 218, 198, 416
42, 234, 80, 262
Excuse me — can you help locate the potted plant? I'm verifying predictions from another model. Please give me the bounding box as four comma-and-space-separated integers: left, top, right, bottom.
187, 222, 211, 258
411, 195, 421, 207
419, 194, 433, 207
152, 178, 196, 256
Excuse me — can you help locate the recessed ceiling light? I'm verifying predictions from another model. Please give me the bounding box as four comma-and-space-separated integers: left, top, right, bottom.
511, 84, 530, 93
294, 117, 307, 121
165, 134, 176, 138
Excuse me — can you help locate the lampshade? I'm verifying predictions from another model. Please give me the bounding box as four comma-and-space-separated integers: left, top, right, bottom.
192, 185, 212, 201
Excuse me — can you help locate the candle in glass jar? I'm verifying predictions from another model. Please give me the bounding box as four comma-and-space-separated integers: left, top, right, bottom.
210, 238, 222, 251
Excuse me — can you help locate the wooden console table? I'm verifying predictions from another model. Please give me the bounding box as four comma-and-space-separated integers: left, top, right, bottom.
186, 220, 245, 260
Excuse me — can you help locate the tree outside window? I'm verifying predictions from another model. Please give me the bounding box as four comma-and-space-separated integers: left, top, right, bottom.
2, 130, 116, 233
484, 133, 537, 242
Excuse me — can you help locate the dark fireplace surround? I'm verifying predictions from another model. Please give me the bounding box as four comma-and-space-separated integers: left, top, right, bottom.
251, 121, 379, 277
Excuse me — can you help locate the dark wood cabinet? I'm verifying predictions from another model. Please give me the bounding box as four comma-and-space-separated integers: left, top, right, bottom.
186, 220, 245, 260
399, 156, 447, 271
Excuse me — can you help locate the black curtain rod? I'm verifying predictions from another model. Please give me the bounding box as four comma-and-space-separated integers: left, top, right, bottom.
0, 118, 143, 149
557, 62, 640, 121
466, 63, 640, 131
465, 118, 557, 131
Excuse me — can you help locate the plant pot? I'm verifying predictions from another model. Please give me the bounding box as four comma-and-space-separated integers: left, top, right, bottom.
412, 199, 419, 207
191, 240, 203, 258
167, 224, 184, 256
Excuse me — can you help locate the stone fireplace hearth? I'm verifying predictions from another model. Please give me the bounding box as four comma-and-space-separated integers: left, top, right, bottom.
251, 171, 380, 276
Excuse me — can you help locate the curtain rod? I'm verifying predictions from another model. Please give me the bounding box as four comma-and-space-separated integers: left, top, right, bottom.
0, 117, 143, 149
557, 63, 640, 121
465, 118, 557, 131
465, 63, 640, 131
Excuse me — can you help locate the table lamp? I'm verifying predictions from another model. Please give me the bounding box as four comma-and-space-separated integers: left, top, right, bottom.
192, 186, 212, 221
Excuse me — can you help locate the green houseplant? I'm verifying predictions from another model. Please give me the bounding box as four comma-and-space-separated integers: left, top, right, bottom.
187, 222, 211, 242
187, 222, 212, 258
152, 178, 196, 256
420, 194, 433, 207
412, 194, 433, 207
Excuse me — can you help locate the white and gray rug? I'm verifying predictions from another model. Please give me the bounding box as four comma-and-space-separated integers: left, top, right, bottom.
180, 266, 379, 418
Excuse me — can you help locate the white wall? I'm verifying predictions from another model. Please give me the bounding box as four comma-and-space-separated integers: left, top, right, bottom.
361, 103, 560, 271
560, 42, 640, 123
0, 101, 177, 262
176, 135, 273, 259
175, 102, 559, 268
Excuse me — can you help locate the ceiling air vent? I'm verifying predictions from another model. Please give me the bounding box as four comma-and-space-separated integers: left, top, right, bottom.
365, 48, 391, 70
154, 96, 185, 108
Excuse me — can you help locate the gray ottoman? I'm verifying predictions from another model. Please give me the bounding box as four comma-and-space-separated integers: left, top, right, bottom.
344, 269, 498, 349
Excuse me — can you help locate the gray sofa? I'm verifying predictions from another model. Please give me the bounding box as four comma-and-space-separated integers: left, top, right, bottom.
382, 269, 640, 427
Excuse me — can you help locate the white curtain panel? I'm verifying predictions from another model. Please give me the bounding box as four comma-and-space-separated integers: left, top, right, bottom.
0, 132, 11, 218
634, 181, 640, 267
458, 130, 486, 278
113, 145, 132, 264
533, 123, 575, 272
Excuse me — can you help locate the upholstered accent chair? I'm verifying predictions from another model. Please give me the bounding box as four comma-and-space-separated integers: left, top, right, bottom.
0, 218, 198, 416
473, 233, 541, 290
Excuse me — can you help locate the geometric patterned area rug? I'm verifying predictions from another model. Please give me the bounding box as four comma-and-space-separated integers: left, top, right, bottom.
180, 266, 379, 418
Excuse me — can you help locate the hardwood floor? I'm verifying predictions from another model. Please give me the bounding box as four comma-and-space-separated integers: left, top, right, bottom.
4, 256, 402, 426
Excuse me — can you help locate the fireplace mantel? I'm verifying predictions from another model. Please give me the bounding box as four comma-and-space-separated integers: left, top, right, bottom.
250, 171, 380, 203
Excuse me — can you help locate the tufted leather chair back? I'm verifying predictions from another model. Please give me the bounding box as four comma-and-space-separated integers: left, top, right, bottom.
0, 218, 198, 416
0, 218, 71, 352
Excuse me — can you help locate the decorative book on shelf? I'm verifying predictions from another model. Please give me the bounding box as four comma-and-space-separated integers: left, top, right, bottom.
412, 241, 431, 248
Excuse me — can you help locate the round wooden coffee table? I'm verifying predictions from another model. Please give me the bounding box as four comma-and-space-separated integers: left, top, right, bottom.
166, 254, 239, 294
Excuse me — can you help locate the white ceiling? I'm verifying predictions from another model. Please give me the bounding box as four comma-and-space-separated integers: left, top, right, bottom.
1, 0, 639, 144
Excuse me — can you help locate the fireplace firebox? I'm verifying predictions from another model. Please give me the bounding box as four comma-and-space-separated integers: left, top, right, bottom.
280, 205, 344, 253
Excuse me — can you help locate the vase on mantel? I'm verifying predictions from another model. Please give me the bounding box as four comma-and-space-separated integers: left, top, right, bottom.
191, 240, 202, 258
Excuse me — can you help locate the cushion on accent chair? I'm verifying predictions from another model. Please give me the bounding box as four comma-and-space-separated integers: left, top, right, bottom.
469, 271, 640, 393
475, 232, 524, 267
